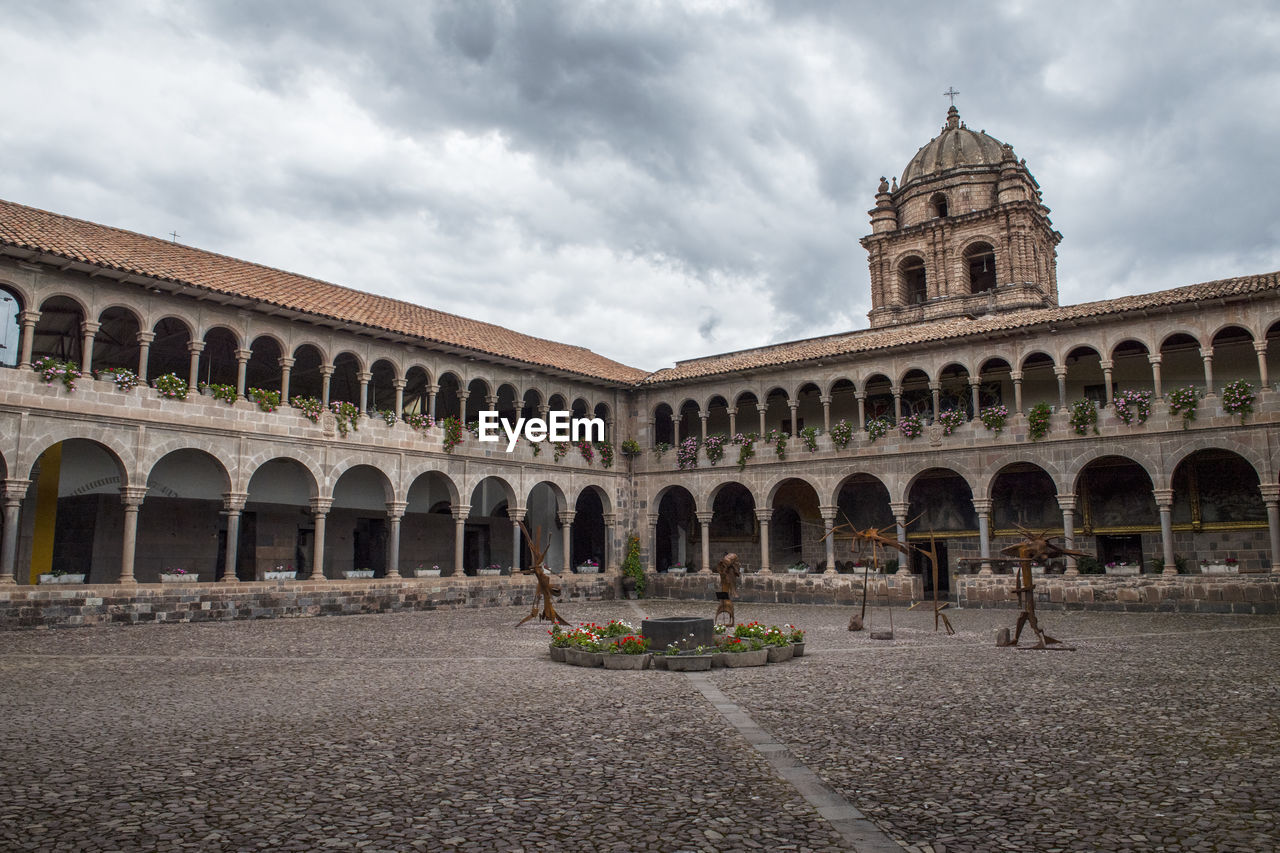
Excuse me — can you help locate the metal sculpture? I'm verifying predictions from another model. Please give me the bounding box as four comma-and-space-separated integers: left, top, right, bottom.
913, 529, 955, 635
997, 523, 1087, 650
711, 552, 741, 626
514, 521, 570, 628
823, 519, 913, 632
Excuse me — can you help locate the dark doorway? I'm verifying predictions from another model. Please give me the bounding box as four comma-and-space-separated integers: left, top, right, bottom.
1097, 534, 1143, 567
216, 511, 257, 581
354, 517, 388, 576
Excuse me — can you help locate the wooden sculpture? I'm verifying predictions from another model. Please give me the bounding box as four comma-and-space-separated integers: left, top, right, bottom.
712, 552, 741, 626
913, 529, 955, 635
514, 521, 570, 628
823, 519, 913, 632
997, 524, 1087, 650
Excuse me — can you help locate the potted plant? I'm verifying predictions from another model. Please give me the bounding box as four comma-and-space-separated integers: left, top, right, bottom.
343, 567, 374, 579
662, 642, 712, 672
1104, 560, 1138, 576
159, 567, 199, 583
620, 536, 645, 598
786, 624, 806, 657
666, 562, 687, 576
763, 625, 794, 663
264, 564, 296, 580
415, 564, 443, 578
477, 563, 504, 576
564, 628, 604, 667
576, 558, 600, 574
37, 568, 86, 584
787, 561, 810, 575
548, 625, 571, 663
719, 636, 768, 667
603, 634, 652, 670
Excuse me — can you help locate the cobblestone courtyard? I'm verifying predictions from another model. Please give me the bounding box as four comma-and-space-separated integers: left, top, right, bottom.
0, 601, 1276, 852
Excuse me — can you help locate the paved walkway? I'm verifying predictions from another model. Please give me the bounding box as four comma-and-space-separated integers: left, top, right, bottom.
1, 602, 1276, 852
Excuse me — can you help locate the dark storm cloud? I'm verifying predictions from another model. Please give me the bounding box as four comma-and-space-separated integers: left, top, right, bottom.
0, 1, 1276, 368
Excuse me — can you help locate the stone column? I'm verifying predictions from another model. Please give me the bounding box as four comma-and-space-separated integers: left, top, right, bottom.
820, 505, 838, 574
17, 310, 39, 369
0, 479, 31, 585
319, 365, 334, 407
1255, 341, 1270, 388
383, 501, 406, 578
558, 511, 575, 573
602, 512, 616, 572
1056, 493, 1078, 576
1148, 354, 1163, 399
393, 378, 406, 415
309, 497, 332, 580
118, 486, 148, 584
973, 498, 993, 575
457, 389, 470, 424
186, 341, 205, 392
427, 384, 439, 420
788, 402, 799, 437
891, 385, 903, 422
220, 492, 248, 582
451, 506, 469, 576
1260, 484, 1280, 573
135, 331, 155, 381
929, 384, 941, 421
508, 505, 525, 571
647, 512, 660, 573
969, 378, 981, 419
673, 411, 680, 445
79, 320, 100, 374
1011, 372, 1024, 417
484, 394, 497, 417
755, 508, 772, 573
756, 402, 767, 437
358, 371, 372, 414
1153, 488, 1177, 575
234, 348, 252, 399
696, 511, 713, 574
1100, 360, 1115, 406
856, 392, 866, 430
1200, 348, 1214, 396
278, 357, 294, 400
727, 407, 737, 437
699, 410, 709, 443
1054, 367, 1068, 409
820, 395, 831, 434
890, 500, 910, 574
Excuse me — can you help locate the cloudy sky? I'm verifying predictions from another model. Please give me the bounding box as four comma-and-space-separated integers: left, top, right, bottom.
1, 1, 1277, 370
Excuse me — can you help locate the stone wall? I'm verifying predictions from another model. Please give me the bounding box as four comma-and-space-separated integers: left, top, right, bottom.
646, 570, 922, 606
0, 573, 617, 630
957, 573, 1279, 614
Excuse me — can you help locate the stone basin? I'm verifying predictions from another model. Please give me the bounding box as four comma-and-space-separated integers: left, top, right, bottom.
642, 616, 714, 652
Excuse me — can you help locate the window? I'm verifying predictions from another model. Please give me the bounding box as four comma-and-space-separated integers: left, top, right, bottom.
899, 257, 927, 305
929, 192, 948, 219
964, 242, 997, 293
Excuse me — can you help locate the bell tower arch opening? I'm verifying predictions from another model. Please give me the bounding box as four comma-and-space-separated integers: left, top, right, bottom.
965, 242, 997, 294
899, 256, 927, 305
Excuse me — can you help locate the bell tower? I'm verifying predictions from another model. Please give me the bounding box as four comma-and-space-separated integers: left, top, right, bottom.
861, 106, 1062, 329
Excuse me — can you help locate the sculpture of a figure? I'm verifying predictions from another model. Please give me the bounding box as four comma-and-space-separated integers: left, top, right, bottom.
712, 552, 741, 626
998, 524, 1087, 649
514, 522, 570, 628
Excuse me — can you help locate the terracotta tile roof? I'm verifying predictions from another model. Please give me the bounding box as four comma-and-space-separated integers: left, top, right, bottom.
641, 272, 1280, 385
0, 198, 648, 384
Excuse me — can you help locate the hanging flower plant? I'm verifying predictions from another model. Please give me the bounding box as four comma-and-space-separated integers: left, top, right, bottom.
652, 442, 671, 460
676, 436, 699, 469
291, 395, 323, 423
247, 387, 280, 413
378, 409, 398, 427
1111, 389, 1151, 425
800, 426, 819, 452
620, 439, 641, 458
553, 441, 570, 462
703, 434, 726, 466
1221, 379, 1255, 422
1028, 402, 1053, 441
979, 405, 1008, 433
829, 419, 854, 449
466, 420, 481, 438
937, 408, 966, 436
597, 441, 614, 469
731, 433, 756, 471
330, 401, 361, 437
152, 372, 188, 401
865, 417, 892, 443
441, 416, 464, 453
1166, 386, 1198, 429
577, 441, 595, 465
765, 428, 787, 459
96, 366, 140, 391
898, 413, 923, 439
1068, 399, 1098, 436
528, 438, 543, 456
33, 356, 83, 392
403, 412, 433, 432
200, 382, 237, 405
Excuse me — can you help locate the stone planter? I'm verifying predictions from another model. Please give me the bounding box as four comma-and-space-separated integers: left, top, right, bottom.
1104, 564, 1139, 576
602, 653, 651, 670
576, 564, 601, 574
264, 571, 296, 581
722, 649, 769, 668
665, 653, 712, 672
159, 573, 200, 583
711, 651, 730, 668
565, 648, 603, 667
415, 569, 442, 577
477, 568, 502, 577
549, 644, 568, 663
38, 573, 86, 584
791, 641, 805, 657
666, 567, 687, 576
787, 568, 809, 575
652, 655, 669, 670
1201, 563, 1239, 574
343, 570, 374, 579
766, 643, 794, 663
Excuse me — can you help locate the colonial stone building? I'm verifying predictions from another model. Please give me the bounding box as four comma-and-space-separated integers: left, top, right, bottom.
1, 107, 1278, 600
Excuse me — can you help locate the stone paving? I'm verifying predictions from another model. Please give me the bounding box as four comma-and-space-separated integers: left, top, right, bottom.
0, 601, 1277, 852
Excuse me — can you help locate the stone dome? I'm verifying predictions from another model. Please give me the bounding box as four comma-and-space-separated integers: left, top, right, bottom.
899, 106, 1008, 188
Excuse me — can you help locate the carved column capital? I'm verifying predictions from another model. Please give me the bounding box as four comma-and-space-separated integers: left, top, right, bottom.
309, 496, 333, 515
120, 486, 149, 507
1151, 488, 1175, 509
385, 500, 408, 519
222, 491, 249, 513
557, 510, 576, 525
451, 505, 470, 522
754, 508, 773, 523
1055, 493, 1077, 512
695, 511, 714, 525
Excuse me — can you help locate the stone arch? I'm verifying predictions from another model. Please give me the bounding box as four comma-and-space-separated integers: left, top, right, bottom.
652, 401, 676, 446
239, 450, 323, 497
897, 254, 927, 304
988, 461, 1061, 532
1210, 324, 1260, 387
708, 481, 757, 570
289, 343, 326, 401
245, 334, 284, 394
91, 305, 143, 374
677, 399, 700, 442
899, 367, 932, 419
33, 294, 87, 365
329, 351, 363, 406
0, 284, 23, 368
1110, 339, 1155, 397
330, 464, 397, 577
906, 467, 978, 533
139, 438, 235, 490
467, 378, 495, 414
465, 475, 519, 574
962, 240, 997, 293
1170, 449, 1266, 567
521, 387, 544, 419
198, 326, 240, 388
1065, 445, 1162, 492
402, 365, 432, 416
1166, 438, 1270, 485
1064, 345, 1105, 406
146, 316, 193, 381
571, 484, 608, 570
369, 358, 399, 412
436, 372, 463, 421
21, 431, 133, 488
653, 483, 697, 572
862, 372, 894, 422
138, 447, 235, 582
243, 456, 323, 578
524, 480, 567, 572
495, 383, 521, 422
928, 191, 949, 219
402, 469, 461, 575
766, 476, 823, 570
